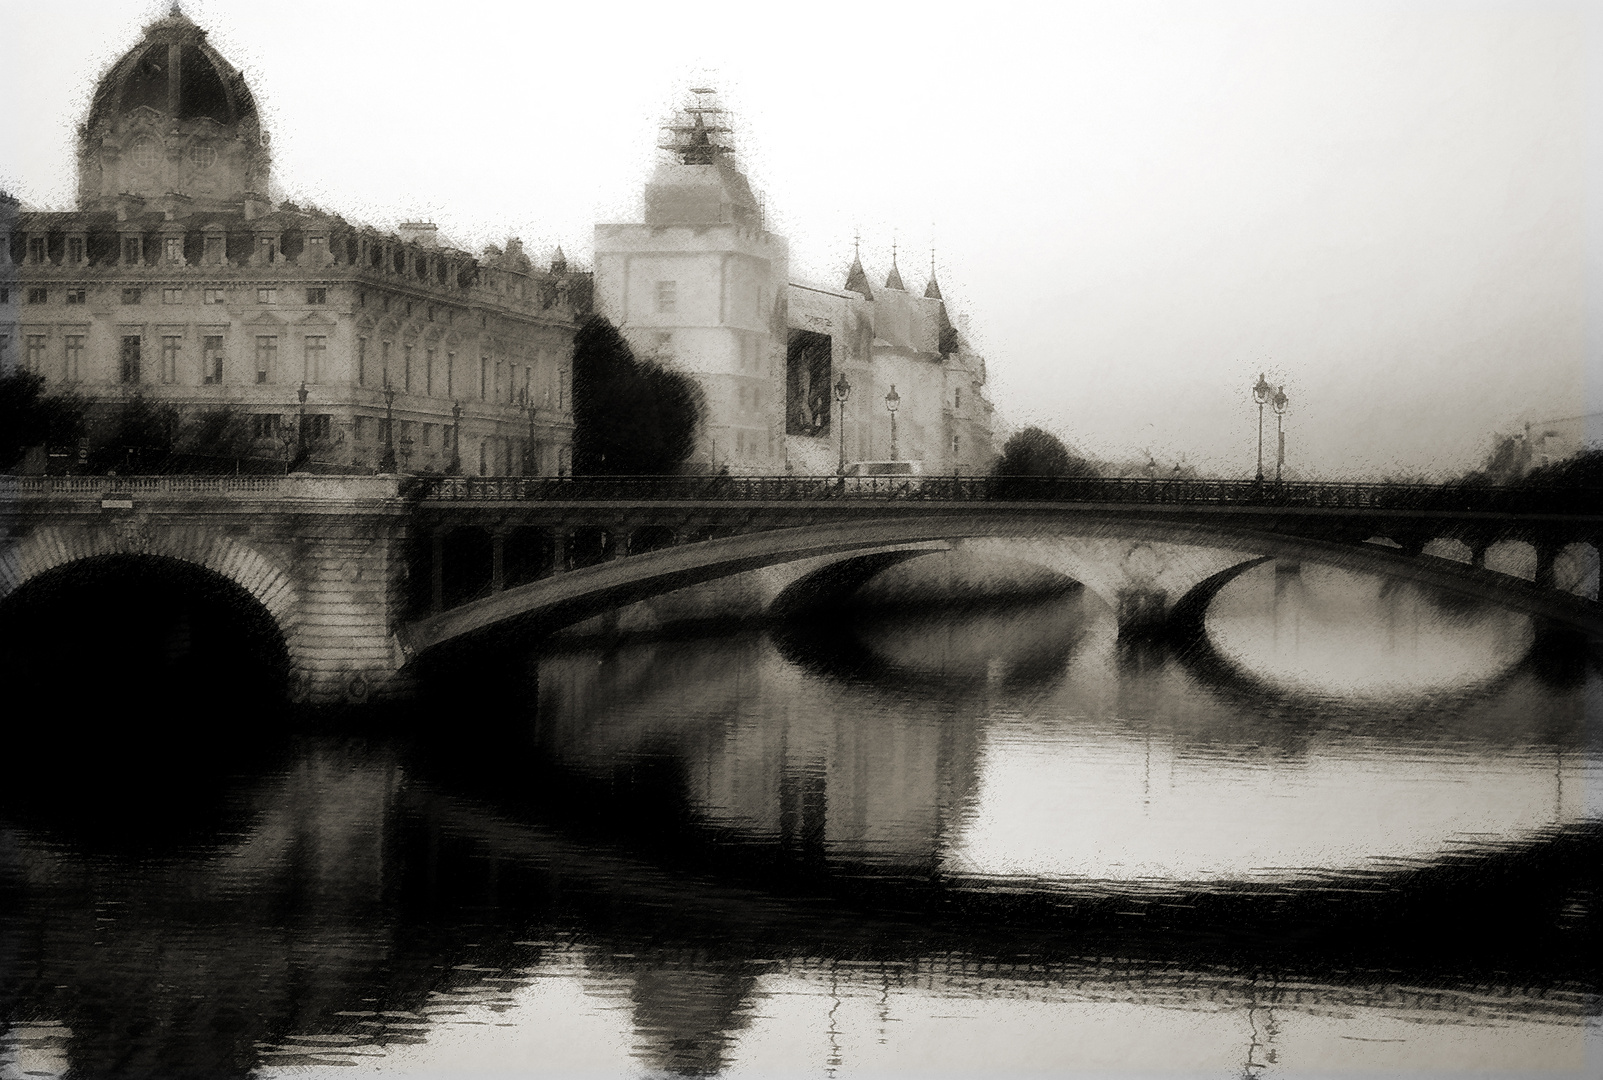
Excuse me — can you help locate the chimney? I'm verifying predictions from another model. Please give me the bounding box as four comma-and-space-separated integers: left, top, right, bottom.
398, 221, 439, 247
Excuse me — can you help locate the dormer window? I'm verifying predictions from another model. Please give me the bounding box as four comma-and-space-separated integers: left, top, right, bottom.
257, 237, 277, 262
164, 237, 182, 262
27, 237, 45, 264
66, 237, 85, 265
122, 237, 143, 264
204, 234, 224, 263
307, 236, 327, 260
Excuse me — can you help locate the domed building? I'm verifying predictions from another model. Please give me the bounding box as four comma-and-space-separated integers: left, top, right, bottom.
2, 6, 583, 476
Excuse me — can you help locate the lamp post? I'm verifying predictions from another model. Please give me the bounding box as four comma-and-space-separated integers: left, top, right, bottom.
1272, 385, 1289, 482
295, 381, 308, 468
1251, 372, 1272, 482
379, 376, 398, 473
885, 384, 900, 461
448, 401, 462, 475
519, 387, 537, 475
833, 371, 852, 475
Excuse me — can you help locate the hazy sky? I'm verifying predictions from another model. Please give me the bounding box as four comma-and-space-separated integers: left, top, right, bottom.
3, 0, 1596, 477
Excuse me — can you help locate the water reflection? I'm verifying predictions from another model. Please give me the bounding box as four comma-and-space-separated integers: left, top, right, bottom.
0, 568, 1597, 1078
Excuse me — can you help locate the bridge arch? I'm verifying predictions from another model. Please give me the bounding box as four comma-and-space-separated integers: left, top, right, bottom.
400, 512, 1603, 660
0, 523, 298, 627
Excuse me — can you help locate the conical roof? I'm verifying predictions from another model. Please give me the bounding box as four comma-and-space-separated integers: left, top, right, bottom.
884, 258, 905, 291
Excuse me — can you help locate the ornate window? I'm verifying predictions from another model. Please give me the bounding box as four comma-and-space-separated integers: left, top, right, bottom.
189, 144, 216, 169
120, 336, 142, 383
203, 336, 224, 384
25, 336, 46, 373
304, 336, 327, 383
160, 336, 180, 383
255, 335, 277, 383
130, 138, 161, 170
65, 336, 84, 381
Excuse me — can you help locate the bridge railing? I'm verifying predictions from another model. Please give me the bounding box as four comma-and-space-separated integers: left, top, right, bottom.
413, 475, 1600, 514
1, 475, 403, 500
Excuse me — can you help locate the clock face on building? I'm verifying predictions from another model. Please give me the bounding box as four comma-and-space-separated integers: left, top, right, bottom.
189, 144, 216, 169
130, 138, 161, 170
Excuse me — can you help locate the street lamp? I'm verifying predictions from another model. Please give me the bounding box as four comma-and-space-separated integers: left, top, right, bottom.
1251, 372, 1272, 482
885, 384, 900, 461
379, 376, 398, 473
1272, 385, 1289, 482
448, 400, 463, 475
295, 381, 309, 468
833, 371, 852, 475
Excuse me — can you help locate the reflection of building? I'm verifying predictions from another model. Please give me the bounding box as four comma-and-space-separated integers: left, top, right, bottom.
1, 8, 579, 475
595, 91, 996, 475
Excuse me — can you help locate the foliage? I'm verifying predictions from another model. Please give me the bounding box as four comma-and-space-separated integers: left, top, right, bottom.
571, 315, 702, 475
86, 395, 182, 473
1520, 446, 1603, 489
991, 426, 1100, 479
0, 370, 87, 471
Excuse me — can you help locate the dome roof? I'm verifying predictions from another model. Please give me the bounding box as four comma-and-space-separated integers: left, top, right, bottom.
86, 5, 256, 131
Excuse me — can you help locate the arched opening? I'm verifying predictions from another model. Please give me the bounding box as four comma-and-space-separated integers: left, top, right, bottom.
441, 527, 494, 608
628, 525, 677, 556
0, 554, 290, 710
1553, 542, 1599, 599
1483, 540, 1538, 581
504, 526, 556, 588
569, 526, 612, 570
0, 555, 293, 838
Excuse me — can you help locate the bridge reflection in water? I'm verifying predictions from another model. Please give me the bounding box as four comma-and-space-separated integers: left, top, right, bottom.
0, 568, 1596, 1078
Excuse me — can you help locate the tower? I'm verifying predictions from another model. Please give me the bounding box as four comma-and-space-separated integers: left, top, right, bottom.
593, 89, 789, 473
77, 4, 271, 212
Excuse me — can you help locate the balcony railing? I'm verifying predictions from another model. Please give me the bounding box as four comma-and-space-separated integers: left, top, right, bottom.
414, 474, 1601, 515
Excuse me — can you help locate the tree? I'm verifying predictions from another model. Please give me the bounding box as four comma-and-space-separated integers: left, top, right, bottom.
172, 406, 258, 472
0, 370, 87, 472
992, 426, 1099, 478
571, 315, 702, 475
86, 395, 181, 474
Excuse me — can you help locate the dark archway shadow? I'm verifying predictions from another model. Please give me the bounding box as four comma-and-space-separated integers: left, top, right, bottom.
0, 554, 293, 849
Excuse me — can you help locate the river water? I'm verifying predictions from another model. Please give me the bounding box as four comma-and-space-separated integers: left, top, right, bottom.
0, 560, 1597, 1077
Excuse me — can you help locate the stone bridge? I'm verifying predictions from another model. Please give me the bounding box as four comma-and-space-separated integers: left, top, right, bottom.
1, 474, 1598, 704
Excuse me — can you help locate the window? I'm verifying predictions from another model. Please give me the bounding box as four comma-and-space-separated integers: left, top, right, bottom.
257, 237, 277, 262
204, 234, 223, 263
65, 289, 86, 305
0, 290, 8, 304
122, 237, 142, 264
307, 236, 327, 260
358, 337, 368, 386
120, 336, 141, 383
67, 237, 84, 264
255, 335, 277, 384
163, 237, 182, 262
655, 280, 677, 313
122, 288, 142, 305
358, 290, 366, 307
478, 441, 487, 476
446, 352, 455, 397
252, 414, 280, 438
27, 288, 47, 304
163, 288, 183, 305
426, 349, 436, 395
952, 433, 961, 455
954, 388, 961, 410
189, 144, 216, 168
203, 335, 224, 384
494, 359, 503, 403
381, 341, 391, 385
25, 335, 46, 373
27, 237, 45, 263
404, 344, 413, 391
257, 288, 277, 304
160, 336, 180, 383
480, 357, 488, 400
0, 337, 7, 367
305, 287, 326, 305
307, 414, 331, 441
65, 335, 83, 381
304, 335, 327, 383
204, 288, 225, 305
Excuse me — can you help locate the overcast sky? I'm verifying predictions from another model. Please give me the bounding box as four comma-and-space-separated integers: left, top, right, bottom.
3, 0, 1596, 477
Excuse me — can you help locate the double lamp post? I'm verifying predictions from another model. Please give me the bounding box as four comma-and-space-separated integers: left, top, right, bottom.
1251, 372, 1289, 482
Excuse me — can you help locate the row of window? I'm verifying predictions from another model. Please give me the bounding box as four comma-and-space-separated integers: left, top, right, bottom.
354, 337, 567, 409
21, 286, 328, 306
15, 332, 329, 386
23, 235, 330, 267
248, 414, 334, 441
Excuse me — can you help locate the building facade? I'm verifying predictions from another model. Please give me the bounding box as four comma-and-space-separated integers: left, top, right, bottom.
596, 92, 996, 476
0, 7, 579, 476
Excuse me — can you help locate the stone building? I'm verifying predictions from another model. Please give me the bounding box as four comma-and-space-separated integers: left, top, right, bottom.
0, 6, 580, 476
595, 91, 995, 475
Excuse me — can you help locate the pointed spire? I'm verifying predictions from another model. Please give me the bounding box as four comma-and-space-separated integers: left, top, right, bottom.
844, 231, 873, 299
924, 246, 943, 300
550, 245, 567, 274
884, 238, 905, 291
